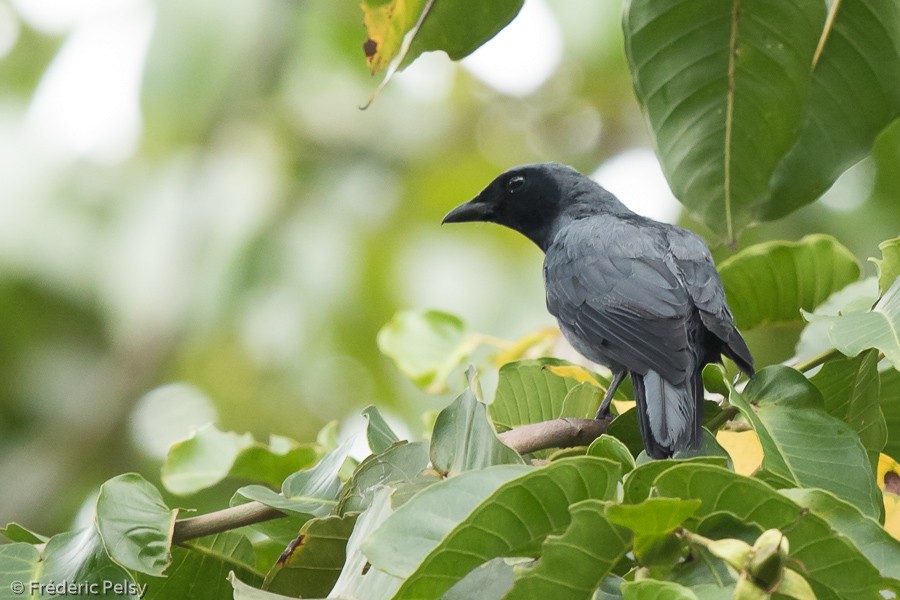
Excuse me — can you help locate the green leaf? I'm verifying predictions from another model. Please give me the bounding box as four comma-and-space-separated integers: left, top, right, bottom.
142, 533, 261, 600
337, 440, 430, 514
793, 277, 881, 363
240, 515, 312, 575
490, 359, 612, 430
623, 0, 825, 241
377, 310, 476, 393
363, 405, 400, 454
587, 435, 636, 475
0, 522, 48, 544
386, 457, 622, 600
235, 437, 353, 516
718, 235, 860, 330
330, 488, 402, 600
809, 350, 886, 468
0, 543, 41, 598
263, 514, 358, 598
444, 558, 514, 600
39, 528, 139, 599
881, 368, 900, 461
780, 488, 900, 581
502, 500, 631, 600
725, 365, 883, 519
763, 2, 900, 220
96, 474, 176, 577
804, 277, 900, 370
363, 465, 533, 578
230, 572, 295, 600
870, 238, 900, 296
621, 580, 699, 600
162, 425, 318, 496
607, 498, 701, 536
672, 429, 734, 470
653, 464, 885, 599
622, 456, 728, 504
431, 368, 523, 476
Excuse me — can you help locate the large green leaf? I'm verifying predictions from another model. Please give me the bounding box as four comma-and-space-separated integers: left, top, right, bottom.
805, 277, 900, 370
262, 514, 358, 598
337, 441, 430, 514
1, 475, 173, 599
763, 1, 900, 219
809, 350, 886, 467
881, 368, 900, 460
162, 425, 318, 496
780, 488, 900, 582
653, 464, 886, 599
718, 235, 860, 330
622, 457, 729, 504
363, 465, 533, 578
623, 0, 825, 240
490, 359, 610, 430
430, 368, 523, 476
724, 365, 882, 519
502, 500, 631, 600
31, 526, 141, 600
381, 457, 622, 600
377, 310, 476, 393
96, 474, 176, 577
234, 437, 353, 516
142, 533, 261, 600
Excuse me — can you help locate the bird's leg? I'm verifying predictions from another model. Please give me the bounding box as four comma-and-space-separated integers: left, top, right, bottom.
595, 370, 626, 420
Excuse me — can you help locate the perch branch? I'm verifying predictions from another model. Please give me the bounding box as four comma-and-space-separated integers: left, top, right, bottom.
171, 416, 612, 544
497, 417, 611, 455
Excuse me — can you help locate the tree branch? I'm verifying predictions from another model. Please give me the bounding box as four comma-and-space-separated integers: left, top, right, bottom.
497, 417, 611, 455
171, 417, 612, 544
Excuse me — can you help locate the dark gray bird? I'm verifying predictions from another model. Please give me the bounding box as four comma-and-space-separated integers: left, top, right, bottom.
443, 163, 753, 458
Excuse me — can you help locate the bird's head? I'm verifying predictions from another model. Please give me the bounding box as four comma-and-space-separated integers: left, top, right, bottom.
442, 163, 626, 251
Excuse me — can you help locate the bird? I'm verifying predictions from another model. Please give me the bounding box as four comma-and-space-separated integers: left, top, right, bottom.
442, 163, 754, 459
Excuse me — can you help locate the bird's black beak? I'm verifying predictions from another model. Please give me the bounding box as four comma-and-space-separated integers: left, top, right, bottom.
441, 194, 493, 224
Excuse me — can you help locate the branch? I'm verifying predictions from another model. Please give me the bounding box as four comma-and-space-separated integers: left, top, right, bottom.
497, 417, 611, 455
171, 417, 612, 544
173, 502, 284, 544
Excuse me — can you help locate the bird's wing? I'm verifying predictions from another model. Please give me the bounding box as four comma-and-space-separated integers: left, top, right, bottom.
666, 227, 754, 374
545, 217, 694, 384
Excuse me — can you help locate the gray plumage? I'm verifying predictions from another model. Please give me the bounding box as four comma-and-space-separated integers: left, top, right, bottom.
443, 163, 753, 458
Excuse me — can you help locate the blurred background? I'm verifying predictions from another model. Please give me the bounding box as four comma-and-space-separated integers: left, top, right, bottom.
1, 0, 898, 534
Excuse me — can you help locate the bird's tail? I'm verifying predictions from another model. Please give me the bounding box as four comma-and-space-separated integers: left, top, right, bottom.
631, 368, 702, 459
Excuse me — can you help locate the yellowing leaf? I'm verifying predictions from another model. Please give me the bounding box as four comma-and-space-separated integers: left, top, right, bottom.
361, 0, 429, 73
544, 364, 601, 387
492, 327, 559, 366
716, 430, 763, 476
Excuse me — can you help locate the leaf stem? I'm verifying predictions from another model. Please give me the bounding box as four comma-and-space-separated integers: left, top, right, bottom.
790, 347, 842, 373
705, 405, 739, 432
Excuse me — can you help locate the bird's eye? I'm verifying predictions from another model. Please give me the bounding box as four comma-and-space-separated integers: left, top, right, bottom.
506, 175, 526, 194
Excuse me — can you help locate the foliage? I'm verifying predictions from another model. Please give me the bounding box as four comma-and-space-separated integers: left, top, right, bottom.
3, 1, 900, 600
